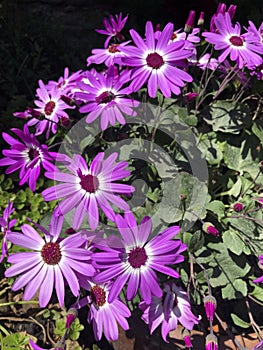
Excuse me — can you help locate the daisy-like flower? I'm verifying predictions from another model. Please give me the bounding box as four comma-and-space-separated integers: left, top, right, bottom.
76, 281, 131, 341
0, 125, 56, 191
120, 21, 193, 98
96, 12, 128, 48
92, 212, 187, 304
46, 67, 83, 97
253, 255, 263, 284
139, 283, 199, 342
87, 41, 130, 67
75, 66, 139, 130
210, 2, 237, 32
42, 152, 134, 230
27, 80, 74, 138
5, 216, 95, 307
0, 201, 16, 262
202, 13, 263, 69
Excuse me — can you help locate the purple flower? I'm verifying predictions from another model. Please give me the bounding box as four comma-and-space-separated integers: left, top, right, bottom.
42, 152, 134, 230
5, 216, 95, 307
210, 2, 237, 32
75, 66, 139, 130
253, 255, 263, 283
253, 339, 263, 350
233, 202, 244, 212
204, 295, 217, 322
205, 334, 218, 350
140, 283, 199, 342
0, 201, 16, 262
76, 281, 131, 341
202, 13, 263, 69
92, 212, 187, 304
46, 67, 83, 97
0, 125, 56, 191
28, 80, 74, 138
96, 12, 128, 48
195, 53, 220, 71
87, 42, 130, 67
120, 21, 193, 97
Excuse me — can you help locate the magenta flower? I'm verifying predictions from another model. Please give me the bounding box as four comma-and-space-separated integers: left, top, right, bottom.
202, 13, 263, 69
120, 21, 193, 98
210, 2, 237, 32
46, 67, 83, 97
76, 281, 131, 341
253, 339, 263, 350
87, 42, 130, 67
5, 216, 95, 307
0, 125, 56, 191
253, 255, 263, 283
27, 80, 74, 138
75, 66, 139, 130
204, 295, 217, 322
140, 283, 199, 342
96, 12, 128, 48
92, 212, 187, 304
42, 152, 134, 230
0, 201, 16, 262
202, 222, 220, 237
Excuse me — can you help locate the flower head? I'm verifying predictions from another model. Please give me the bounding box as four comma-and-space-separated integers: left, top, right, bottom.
140, 283, 199, 342
96, 12, 128, 48
42, 152, 134, 230
5, 216, 95, 307
0, 201, 16, 262
27, 80, 74, 138
233, 202, 244, 212
0, 125, 56, 191
75, 66, 139, 130
87, 41, 130, 67
92, 212, 187, 304
203, 13, 263, 69
205, 334, 218, 350
120, 21, 193, 98
203, 222, 220, 237
76, 281, 131, 341
46, 67, 83, 97
210, 3, 237, 32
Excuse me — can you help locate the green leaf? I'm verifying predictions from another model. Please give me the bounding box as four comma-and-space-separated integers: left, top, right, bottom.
250, 284, 263, 302
197, 132, 224, 165
223, 230, 245, 255
203, 101, 251, 134
206, 200, 225, 219
188, 230, 205, 253
2, 332, 29, 349
221, 279, 247, 299
231, 313, 250, 328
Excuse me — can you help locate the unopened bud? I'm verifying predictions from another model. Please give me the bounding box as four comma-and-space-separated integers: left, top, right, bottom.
204, 295, 217, 322
182, 329, 193, 348
184, 10, 195, 33
66, 308, 78, 329
233, 202, 244, 212
205, 334, 218, 350
202, 222, 219, 237
61, 95, 75, 106
197, 11, 205, 26
27, 107, 45, 120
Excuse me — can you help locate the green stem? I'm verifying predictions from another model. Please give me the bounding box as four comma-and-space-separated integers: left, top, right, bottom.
0, 300, 39, 307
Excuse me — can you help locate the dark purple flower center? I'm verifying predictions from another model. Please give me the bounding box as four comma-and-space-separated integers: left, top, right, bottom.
41, 242, 62, 265
171, 33, 178, 41
28, 148, 40, 161
91, 285, 106, 306
44, 101, 56, 115
108, 44, 120, 53
229, 35, 243, 46
128, 247, 148, 268
96, 91, 115, 104
79, 174, 99, 193
146, 52, 164, 69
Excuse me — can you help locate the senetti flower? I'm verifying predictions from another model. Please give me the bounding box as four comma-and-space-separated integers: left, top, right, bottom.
0, 201, 16, 263
75, 66, 139, 130
203, 13, 263, 69
42, 152, 134, 230
46, 67, 83, 97
93, 212, 187, 304
96, 12, 128, 48
120, 21, 193, 98
210, 2, 237, 32
27, 80, 74, 138
140, 283, 199, 342
0, 125, 56, 191
87, 41, 130, 67
76, 281, 131, 341
5, 216, 95, 307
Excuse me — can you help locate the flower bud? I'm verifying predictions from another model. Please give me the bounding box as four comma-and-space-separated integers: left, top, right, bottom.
182, 329, 193, 348
202, 222, 219, 237
205, 334, 218, 350
184, 10, 195, 33
61, 95, 75, 106
66, 308, 78, 329
233, 202, 244, 212
204, 295, 217, 322
197, 12, 205, 26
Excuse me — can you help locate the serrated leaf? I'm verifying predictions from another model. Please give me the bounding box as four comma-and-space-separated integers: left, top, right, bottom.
231, 313, 250, 328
